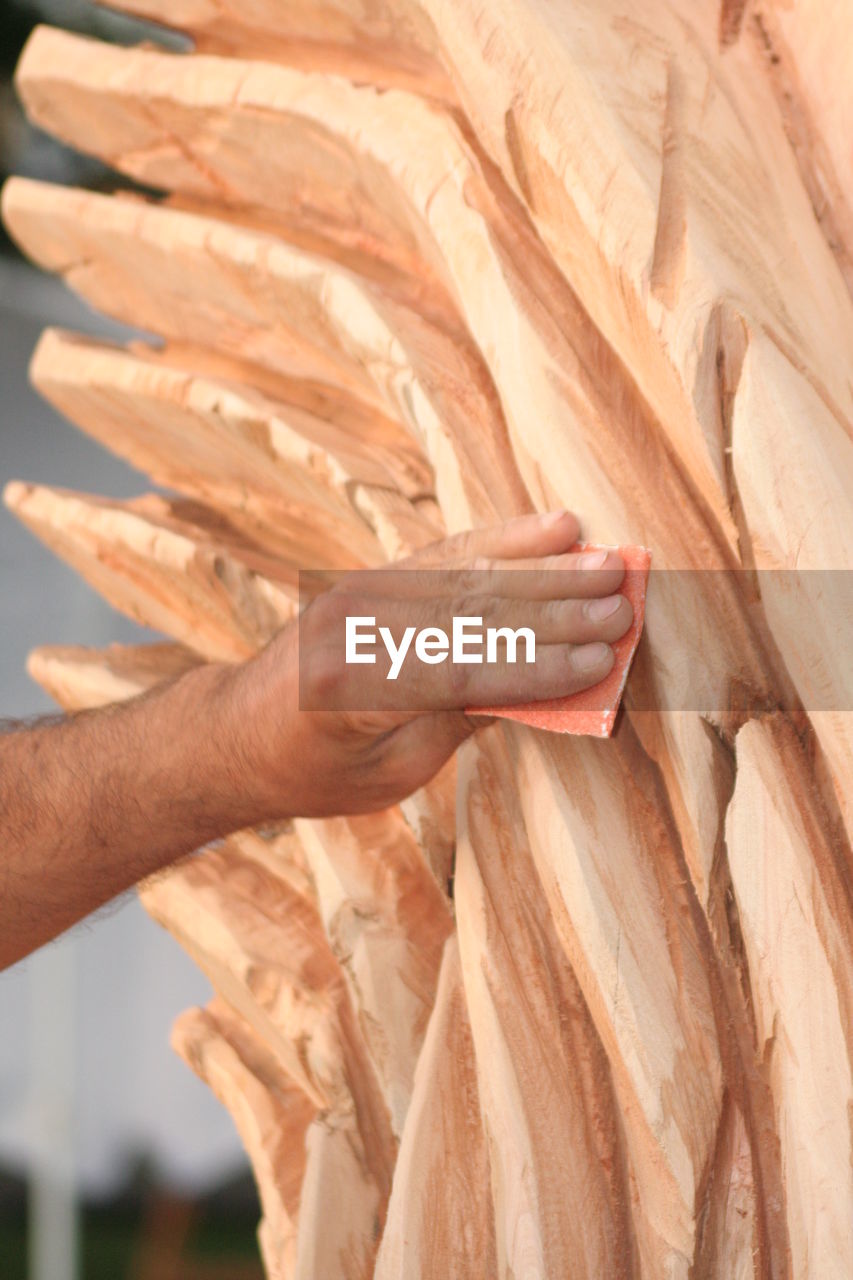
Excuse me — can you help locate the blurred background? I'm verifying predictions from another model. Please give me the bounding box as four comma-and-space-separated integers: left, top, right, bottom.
1, 3, 264, 1276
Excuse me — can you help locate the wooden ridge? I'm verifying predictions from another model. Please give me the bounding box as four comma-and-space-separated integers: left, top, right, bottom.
5, 4, 853, 1275
29, 328, 430, 568
96, 0, 453, 100
3, 482, 298, 660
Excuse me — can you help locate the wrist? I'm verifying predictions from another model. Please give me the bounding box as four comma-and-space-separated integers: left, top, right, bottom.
152, 659, 282, 835
219, 627, 302, 823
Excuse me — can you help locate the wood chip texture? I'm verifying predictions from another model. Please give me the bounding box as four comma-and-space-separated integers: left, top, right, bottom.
3, 2, 852, 1276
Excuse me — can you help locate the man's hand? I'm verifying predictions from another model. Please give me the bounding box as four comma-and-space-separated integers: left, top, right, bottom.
0, 509, 631, 969
232, 509, 631, 816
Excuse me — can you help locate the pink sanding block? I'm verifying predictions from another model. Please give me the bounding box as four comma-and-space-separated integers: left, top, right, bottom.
470, 543, 651, 737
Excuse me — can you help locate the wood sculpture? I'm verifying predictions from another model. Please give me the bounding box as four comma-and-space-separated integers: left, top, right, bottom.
4, 2, 852, 1276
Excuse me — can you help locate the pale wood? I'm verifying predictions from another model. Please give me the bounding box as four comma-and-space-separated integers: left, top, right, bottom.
420, 0, 853, 476
3, 482, 297, 660
749, 0, 853, 296
30, 328, 433, 568
294, 810, 453, 1137
503, 723, 723, 1274
414, 0, 853, 837
728, 327, 853, 837
727, 716, 853, 1276
10, 32, 533, 522
27, 641, 200, 708
455, 733, 636, 1277
7, 38, 823, 910
9, 32, 824, 733
142, 842, 396, 1276
174, 999, 315, 1280
1, 176, 413, 423
372, 936, 496, 1279
98, 0, 451, 99
5, 5, 853, 1278
2, 175, 488, 528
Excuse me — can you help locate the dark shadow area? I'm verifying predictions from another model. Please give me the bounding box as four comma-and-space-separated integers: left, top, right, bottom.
0, 0, 182, 256
0, 1164, 265, 1279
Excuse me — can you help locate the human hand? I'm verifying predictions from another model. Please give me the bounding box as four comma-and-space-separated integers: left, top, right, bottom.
231, 510, 633, 819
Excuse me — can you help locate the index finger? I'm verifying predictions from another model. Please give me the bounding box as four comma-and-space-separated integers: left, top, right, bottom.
402, 510, 581, 568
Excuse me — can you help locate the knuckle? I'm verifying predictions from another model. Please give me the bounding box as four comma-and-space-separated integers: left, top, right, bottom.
450, 589, 484, 622
446, 525, 495, 564
303, 645, 343, 706
424, 528, 473, 564
312, 588, 348, 632
452, 564, 487, 604
409, 534, 445, 565
542, 597, 571, 633
453, 528, 480, 557
320, 586, 371, 635
457, 565, 480, 594
447, 657, 474, 700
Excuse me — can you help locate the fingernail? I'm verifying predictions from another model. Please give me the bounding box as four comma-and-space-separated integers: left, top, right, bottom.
572, 641, 611, 671
579, 549, 608, 569
542, 509, 570, 525
586, 594, 621, 621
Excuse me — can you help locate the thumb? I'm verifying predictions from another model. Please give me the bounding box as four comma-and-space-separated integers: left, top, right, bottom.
383, 709, 491, 795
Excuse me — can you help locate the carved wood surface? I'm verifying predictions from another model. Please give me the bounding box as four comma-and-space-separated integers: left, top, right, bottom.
4, 3, 852, 1276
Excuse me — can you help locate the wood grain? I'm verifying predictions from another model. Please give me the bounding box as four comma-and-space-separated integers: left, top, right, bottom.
5, 3, 852, 1275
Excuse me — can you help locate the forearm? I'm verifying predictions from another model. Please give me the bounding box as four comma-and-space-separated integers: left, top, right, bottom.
0, 661, 272, 969
0, 512, 629, 970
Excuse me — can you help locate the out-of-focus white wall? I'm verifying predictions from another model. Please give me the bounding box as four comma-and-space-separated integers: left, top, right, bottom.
0, 256, 247, 1200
